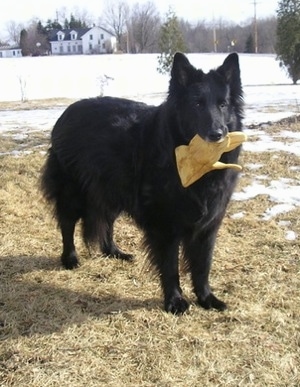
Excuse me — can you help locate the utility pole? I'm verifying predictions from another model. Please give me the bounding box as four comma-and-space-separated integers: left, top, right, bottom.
213, 25, 217, 52
252, 0, 258, 53
212, 10, 218, 53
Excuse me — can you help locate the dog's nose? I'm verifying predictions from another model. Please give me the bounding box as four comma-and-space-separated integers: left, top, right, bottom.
207, 129, 224, 142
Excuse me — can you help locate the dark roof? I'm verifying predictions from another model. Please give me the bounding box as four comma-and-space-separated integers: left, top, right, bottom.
48, 28, 90, 42
48, 27, 114, 42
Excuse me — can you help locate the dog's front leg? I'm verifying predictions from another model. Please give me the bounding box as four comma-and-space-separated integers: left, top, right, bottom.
183, 228, 227, 311
144, 232, 189, 314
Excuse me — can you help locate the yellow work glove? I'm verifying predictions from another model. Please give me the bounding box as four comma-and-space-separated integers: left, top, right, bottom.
175, 132, 247, 188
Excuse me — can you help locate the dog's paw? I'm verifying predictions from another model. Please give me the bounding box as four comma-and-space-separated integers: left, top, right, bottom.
165, 296, 189, 315
198, 293, 227, 311
103, 247, 134, 262
61, 252, 80, 270
115, 252, 134, 262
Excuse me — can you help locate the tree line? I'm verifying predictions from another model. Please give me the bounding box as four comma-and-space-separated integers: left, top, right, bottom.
1, 1, 277, 56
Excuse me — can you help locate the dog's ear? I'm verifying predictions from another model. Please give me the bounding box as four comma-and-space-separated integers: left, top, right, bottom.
171, 52, 195, 87
217, 53, 243, 106
217, 53, 244, 117
217, 53, 241, 87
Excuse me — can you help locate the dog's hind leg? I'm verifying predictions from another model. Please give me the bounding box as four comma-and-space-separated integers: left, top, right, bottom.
57, 197, 80, 270
183, 228, 227, 311
56, 186, 82, 270
82, 206, 134, 261
41, 150, 80, 269
101, 217, 134, 261
59, 217, 80, 269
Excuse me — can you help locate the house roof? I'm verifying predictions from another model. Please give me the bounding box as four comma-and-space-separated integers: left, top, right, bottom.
48, 28, 90, 42
0, 45, 21, 51
48, 27, 115, 42
97, 26, 115, 37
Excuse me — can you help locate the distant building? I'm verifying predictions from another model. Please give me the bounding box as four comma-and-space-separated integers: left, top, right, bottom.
0, 46, 22, 58
48, 26, 117, 55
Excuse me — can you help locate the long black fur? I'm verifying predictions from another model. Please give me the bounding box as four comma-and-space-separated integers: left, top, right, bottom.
41, 53, 244, 314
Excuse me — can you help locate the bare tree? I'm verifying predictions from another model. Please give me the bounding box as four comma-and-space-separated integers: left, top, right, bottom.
102, 0, 129, 51
257, 17, 277, 53
129, 1, 161, 53
6, 21, 24, 45
182, 20, 210, 52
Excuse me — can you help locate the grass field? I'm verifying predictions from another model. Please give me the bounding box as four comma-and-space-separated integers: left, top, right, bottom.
0, 106, 299, 386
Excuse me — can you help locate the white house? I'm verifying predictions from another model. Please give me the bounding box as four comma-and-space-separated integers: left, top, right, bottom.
49, 26, 117, 55
0, 46, 22, 58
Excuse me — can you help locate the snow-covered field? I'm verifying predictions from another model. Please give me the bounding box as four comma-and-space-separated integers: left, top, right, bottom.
0, 53, 299, 239
0, 53, 299, 123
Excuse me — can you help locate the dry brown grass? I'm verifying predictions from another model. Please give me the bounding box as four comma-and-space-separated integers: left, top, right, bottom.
0, 98, 76, 111
0, 118, 299, 386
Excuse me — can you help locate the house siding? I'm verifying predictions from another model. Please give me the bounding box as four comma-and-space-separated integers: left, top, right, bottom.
0, 48, 22, 58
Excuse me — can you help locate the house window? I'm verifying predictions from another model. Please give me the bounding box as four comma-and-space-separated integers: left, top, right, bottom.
67, 46, 71, 53
59, 45, 64, 53
89, 34, 93, 40
102, 43, 106, 49
89, 43, 93, 50
101, 34, 104, 40
13, 51, 16, 56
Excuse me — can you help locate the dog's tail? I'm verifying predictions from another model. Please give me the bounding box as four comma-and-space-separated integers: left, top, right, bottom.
40, 148, 64, 206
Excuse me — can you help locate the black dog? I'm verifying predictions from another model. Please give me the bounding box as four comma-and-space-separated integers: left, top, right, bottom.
41, 53, 244, 314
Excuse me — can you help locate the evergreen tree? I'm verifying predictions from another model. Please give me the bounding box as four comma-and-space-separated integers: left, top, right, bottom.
69, 14, 87, 29
245, 33, 255, 53
64, 18, 70, 29
20, 29, 30, 56
157, 8, 187, 74
37, 21, 46, 35
44, 19, 63, 31
276, 0, 300, 84
63, 14, 88, 30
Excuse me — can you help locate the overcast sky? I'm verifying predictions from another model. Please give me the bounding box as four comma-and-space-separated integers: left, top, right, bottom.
0, 0, 279, 38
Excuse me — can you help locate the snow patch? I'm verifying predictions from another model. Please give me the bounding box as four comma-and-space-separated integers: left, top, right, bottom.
285, 231, 298, 241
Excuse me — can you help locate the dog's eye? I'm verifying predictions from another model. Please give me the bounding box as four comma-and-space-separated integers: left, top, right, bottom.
219, 101, 227, 109
196, 100, 205, 110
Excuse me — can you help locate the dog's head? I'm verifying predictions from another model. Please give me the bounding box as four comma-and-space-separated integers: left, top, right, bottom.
168, 52, 244, 143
